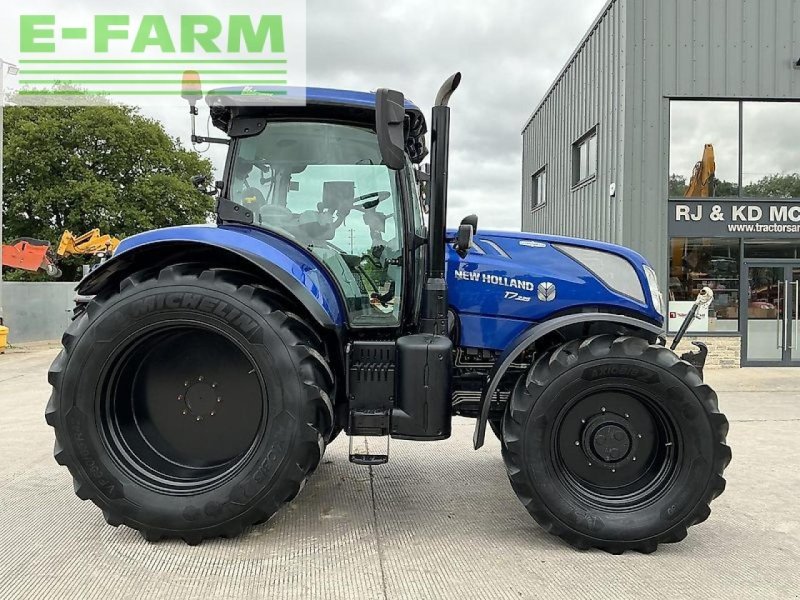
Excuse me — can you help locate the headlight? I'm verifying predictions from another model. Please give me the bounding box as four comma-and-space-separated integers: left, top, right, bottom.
554, 244, 645, 303
643, 264, 665, 316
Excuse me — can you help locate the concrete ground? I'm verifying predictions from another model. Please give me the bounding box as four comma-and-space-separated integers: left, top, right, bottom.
0, 345, 798, 600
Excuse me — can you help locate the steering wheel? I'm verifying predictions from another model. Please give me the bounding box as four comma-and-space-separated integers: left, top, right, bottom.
353, 191, 391, 210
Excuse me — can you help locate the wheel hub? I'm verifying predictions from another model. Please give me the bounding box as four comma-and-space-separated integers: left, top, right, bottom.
580, 412, 638, 468
182, 378, 222, 420
557, 390, 667, 494
590, 423, 631, 462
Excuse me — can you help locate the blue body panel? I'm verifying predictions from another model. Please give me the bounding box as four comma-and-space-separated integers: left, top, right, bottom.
114, 224, 346, 327
113, 224, 661, 351
447, 229, 663, 350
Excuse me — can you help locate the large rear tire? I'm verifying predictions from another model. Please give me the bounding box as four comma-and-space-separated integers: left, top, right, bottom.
501, 335, 730, 554
46, 264, 334, 544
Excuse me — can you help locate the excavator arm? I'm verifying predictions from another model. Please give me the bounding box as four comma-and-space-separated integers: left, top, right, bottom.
684, 143, 716, 198
57, 229, 120, 257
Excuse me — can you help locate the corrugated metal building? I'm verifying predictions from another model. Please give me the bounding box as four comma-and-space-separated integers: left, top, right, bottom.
522, 0, 800, 366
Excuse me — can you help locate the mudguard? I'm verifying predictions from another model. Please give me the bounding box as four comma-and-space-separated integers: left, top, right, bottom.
77, 224, 345, 330
472, 312, 664, 449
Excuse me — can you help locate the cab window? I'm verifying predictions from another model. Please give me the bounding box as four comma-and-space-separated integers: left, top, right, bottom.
230, 121, 404, 326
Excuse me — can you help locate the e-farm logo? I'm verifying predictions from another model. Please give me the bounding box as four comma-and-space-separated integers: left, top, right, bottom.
13, 3, 306, 106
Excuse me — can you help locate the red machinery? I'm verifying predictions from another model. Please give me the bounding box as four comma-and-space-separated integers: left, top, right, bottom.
1, 238, 62, 277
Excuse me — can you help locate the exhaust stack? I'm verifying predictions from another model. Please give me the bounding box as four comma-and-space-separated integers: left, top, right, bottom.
420, 72, 461, 335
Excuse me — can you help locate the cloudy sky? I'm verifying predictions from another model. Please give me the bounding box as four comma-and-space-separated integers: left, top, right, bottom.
2, 0, 609, 230
298, 0, 610, 230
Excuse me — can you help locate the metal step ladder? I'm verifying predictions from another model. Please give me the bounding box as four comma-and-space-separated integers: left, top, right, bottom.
348, 409, 390, 465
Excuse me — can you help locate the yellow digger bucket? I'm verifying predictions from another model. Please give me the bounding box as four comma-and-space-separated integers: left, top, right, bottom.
57, 229, 120, 257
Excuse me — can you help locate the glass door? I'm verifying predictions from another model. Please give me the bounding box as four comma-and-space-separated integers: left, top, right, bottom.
743, 263, 800, 365
790, 266, 800, 364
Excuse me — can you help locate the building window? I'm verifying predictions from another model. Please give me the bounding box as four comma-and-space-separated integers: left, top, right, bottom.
531, 167, 547, 209
572, 128, 597, 186
741, 102, 800, 198
669, 101, 740, 198
744, 239, 800, 259
668, 237, 740, 332
669, 100, 800, 199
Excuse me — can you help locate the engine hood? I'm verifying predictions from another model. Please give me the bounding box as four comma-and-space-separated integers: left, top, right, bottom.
446, 229, 663, 350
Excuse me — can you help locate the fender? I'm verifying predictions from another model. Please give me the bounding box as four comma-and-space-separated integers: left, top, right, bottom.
77, 224, 346, 330
472, 312, 664, 449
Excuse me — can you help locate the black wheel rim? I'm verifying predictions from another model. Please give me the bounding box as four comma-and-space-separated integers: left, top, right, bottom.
552, 385, 680, 511
99, 322, 267, 494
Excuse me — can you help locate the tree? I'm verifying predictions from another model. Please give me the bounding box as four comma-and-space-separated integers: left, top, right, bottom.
2, 100, 214, 280
670, 172, 800, 199
712, 178, 739, 197
668, 174, 687, 197
670, 173, 742, 198
743, 173, 800, 198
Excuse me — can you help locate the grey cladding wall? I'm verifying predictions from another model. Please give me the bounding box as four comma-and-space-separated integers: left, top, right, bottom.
522, 0, 628, 245
656, 0, 800, 99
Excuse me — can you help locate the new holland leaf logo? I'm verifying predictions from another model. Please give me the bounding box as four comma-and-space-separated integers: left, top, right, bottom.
537, 282, 557, 302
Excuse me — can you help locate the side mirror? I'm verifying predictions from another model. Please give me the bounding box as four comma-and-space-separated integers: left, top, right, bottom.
454, 214, 478, 258
375, 88, 406, 171
191, 174, 217, 196
181, 70, 203, 107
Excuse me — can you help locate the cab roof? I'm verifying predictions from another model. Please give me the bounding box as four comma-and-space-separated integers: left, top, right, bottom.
207, 86, 428, 163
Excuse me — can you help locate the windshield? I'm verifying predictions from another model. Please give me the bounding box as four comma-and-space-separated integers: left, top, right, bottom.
230, 121, 404, 326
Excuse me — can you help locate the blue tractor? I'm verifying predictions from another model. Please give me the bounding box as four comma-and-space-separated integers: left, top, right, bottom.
46, 73, 730, 553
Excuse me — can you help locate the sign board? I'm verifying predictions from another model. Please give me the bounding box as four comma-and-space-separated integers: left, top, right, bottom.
669, 200, 800, 238
668, 301, 709, 333
6, 2, 307, 106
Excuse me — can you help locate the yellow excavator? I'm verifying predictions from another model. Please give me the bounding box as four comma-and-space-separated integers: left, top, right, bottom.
684, 143, 716, 198
57, 229, 120, 258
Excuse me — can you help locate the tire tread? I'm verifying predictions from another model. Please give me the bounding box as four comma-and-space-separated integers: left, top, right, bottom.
501, 334, 730, 554
46, 264, 334, 544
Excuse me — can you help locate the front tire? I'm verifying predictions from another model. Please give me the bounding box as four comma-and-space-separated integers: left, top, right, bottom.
501, 335, 731, 554
46, 265, 334, 544
489, 419, 503, 442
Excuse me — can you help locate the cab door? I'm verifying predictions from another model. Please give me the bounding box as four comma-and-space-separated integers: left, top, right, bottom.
228, 121, 407, 328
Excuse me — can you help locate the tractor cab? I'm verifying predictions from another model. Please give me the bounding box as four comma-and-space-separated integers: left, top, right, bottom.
200, 86, 430, 328
175, 74, 464, 459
